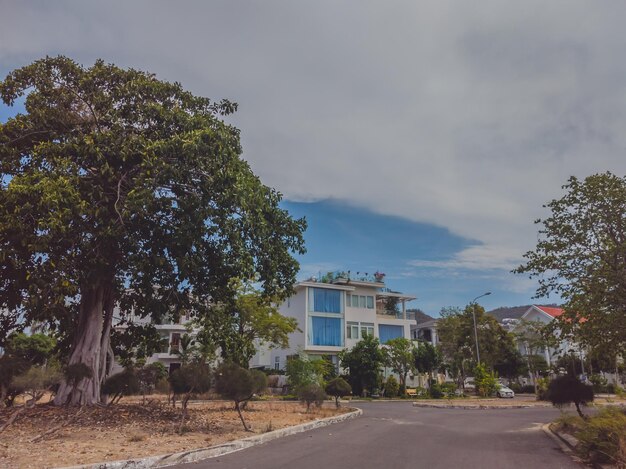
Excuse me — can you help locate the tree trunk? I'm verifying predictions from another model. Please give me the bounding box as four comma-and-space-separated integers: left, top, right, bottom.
235, 401, 250, 431
574, 402, 587, 420
54, 281, 113, 406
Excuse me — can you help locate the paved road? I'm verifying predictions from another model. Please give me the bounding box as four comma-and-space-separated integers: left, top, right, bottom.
176, 402, 582, 469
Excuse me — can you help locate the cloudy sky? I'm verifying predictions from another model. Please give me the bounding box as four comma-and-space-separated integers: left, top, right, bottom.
2, 1, 626, 314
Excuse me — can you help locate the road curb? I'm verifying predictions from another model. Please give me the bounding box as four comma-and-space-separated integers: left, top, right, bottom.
412, 402, 552, 410
59, 407, 362, 469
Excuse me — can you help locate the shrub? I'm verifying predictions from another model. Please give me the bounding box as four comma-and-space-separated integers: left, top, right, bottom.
474, 364, 499, 397
384, 376, 399, 398
298, 383, 326, 412
102, 369, 140, 405
249, 369, 268, 396
589, 374, 608, 394
576, 407, 626, 467
536, 377, 550, 401
325, 377, 351, 408
546, 375, 594, 419
12, 366, 61, 405
137, 362, 168, 397
215, 363, 266, 431
440, 382, 457, 398
429, 383, 443, 399
170, 363, 211, 410
0, 356, 30, 407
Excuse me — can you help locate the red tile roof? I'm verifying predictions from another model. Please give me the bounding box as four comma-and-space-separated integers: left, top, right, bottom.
535, 305, 564, 318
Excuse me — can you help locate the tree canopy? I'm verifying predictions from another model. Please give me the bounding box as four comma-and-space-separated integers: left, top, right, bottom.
338, 334, 385, 396
0, 56, 306, 405
516, 173, 626, 353
195, 280, 298, 368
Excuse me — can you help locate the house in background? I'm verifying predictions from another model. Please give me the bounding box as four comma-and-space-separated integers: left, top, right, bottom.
514, 305, 581, 369
411, 319, 439, 346
255, 271, 417, 371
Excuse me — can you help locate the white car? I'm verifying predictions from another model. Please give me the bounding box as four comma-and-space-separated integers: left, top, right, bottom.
496, 385, 515, 398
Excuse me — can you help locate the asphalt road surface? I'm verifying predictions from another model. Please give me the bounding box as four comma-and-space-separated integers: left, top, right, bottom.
176, 402, 582, 469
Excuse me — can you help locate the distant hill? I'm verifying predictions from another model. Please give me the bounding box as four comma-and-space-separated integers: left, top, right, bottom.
487, 304, 561, 323
406, 309, 435, 324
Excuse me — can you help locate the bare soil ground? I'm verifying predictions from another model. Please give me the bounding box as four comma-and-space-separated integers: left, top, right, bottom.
0, 397, 349, 469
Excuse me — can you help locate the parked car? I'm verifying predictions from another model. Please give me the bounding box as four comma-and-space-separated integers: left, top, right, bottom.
496, 384, 515, 398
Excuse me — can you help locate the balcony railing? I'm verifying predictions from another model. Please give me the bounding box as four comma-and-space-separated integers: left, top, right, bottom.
376, 309, 405, 319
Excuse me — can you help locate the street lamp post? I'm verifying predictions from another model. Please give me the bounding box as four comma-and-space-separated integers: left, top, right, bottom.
470, 292, 492, 365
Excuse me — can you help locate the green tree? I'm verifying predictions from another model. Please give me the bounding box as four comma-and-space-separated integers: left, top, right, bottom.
493, 343, 527, 384
285, 352, 328, 392
0, 57, 305, 406
437, 306, 512, 387
196, 281, 298, 368
384, 337, 416, 393
515, 173, 626, 354
215, 362, 267, 431
338, 334, 386, 396
413, 341, 443, 385
5, 333, 56, 366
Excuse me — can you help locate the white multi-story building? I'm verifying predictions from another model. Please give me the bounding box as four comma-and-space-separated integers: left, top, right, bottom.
256, 272, 417, 371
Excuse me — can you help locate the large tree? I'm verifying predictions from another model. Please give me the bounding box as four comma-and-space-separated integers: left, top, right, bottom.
0, 57, 306, 405
515, 173, 626, 354
437, 305, 515, 382
338, 334, 386, 396
384, 337, 416, 392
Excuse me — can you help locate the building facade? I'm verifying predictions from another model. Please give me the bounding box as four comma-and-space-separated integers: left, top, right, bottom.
256, 272, 417, 371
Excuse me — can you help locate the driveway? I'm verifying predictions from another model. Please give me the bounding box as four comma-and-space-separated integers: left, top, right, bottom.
176, 402, 581, 469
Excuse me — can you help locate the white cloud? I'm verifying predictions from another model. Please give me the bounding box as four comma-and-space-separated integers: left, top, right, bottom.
409, 244, 524, 271
2, 0, 626, 270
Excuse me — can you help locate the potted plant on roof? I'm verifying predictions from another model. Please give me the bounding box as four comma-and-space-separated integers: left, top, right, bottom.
374, 271, 386, 282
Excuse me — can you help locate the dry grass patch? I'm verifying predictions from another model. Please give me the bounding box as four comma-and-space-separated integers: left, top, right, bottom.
0, 399, 348, 469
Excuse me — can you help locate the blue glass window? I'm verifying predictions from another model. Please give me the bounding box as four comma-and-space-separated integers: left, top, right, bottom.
378, 324, 404, 344
308, 288, 342, 313
309, 316, 343, 346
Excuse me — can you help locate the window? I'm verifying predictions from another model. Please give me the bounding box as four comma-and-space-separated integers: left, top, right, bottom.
274, 356, 280, 370
308, 316, 343, 346
378, 324, 404, 344
347, 322, 359, 339
360, 322, 374, 338
347, 294, 374, 309
170, 333, 181, 352
308, 288, 342, 313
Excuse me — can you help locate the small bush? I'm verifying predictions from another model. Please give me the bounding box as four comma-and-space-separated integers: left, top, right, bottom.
429, 383, 443, 399
298, 383, 326, 412
170, 363, 211, 410
536, 377, 550, 401
384, 376, 399, 398
102, 369, 140, 404
546, 375, 594, 419
474, 364, 498, 397
325, 377, 351, 408
440, 382, 457, 398
215, 363, 267, 431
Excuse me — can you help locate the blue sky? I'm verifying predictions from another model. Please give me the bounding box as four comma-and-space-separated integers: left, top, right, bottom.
4, 1, 626, 315
282, 200, 536, 315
